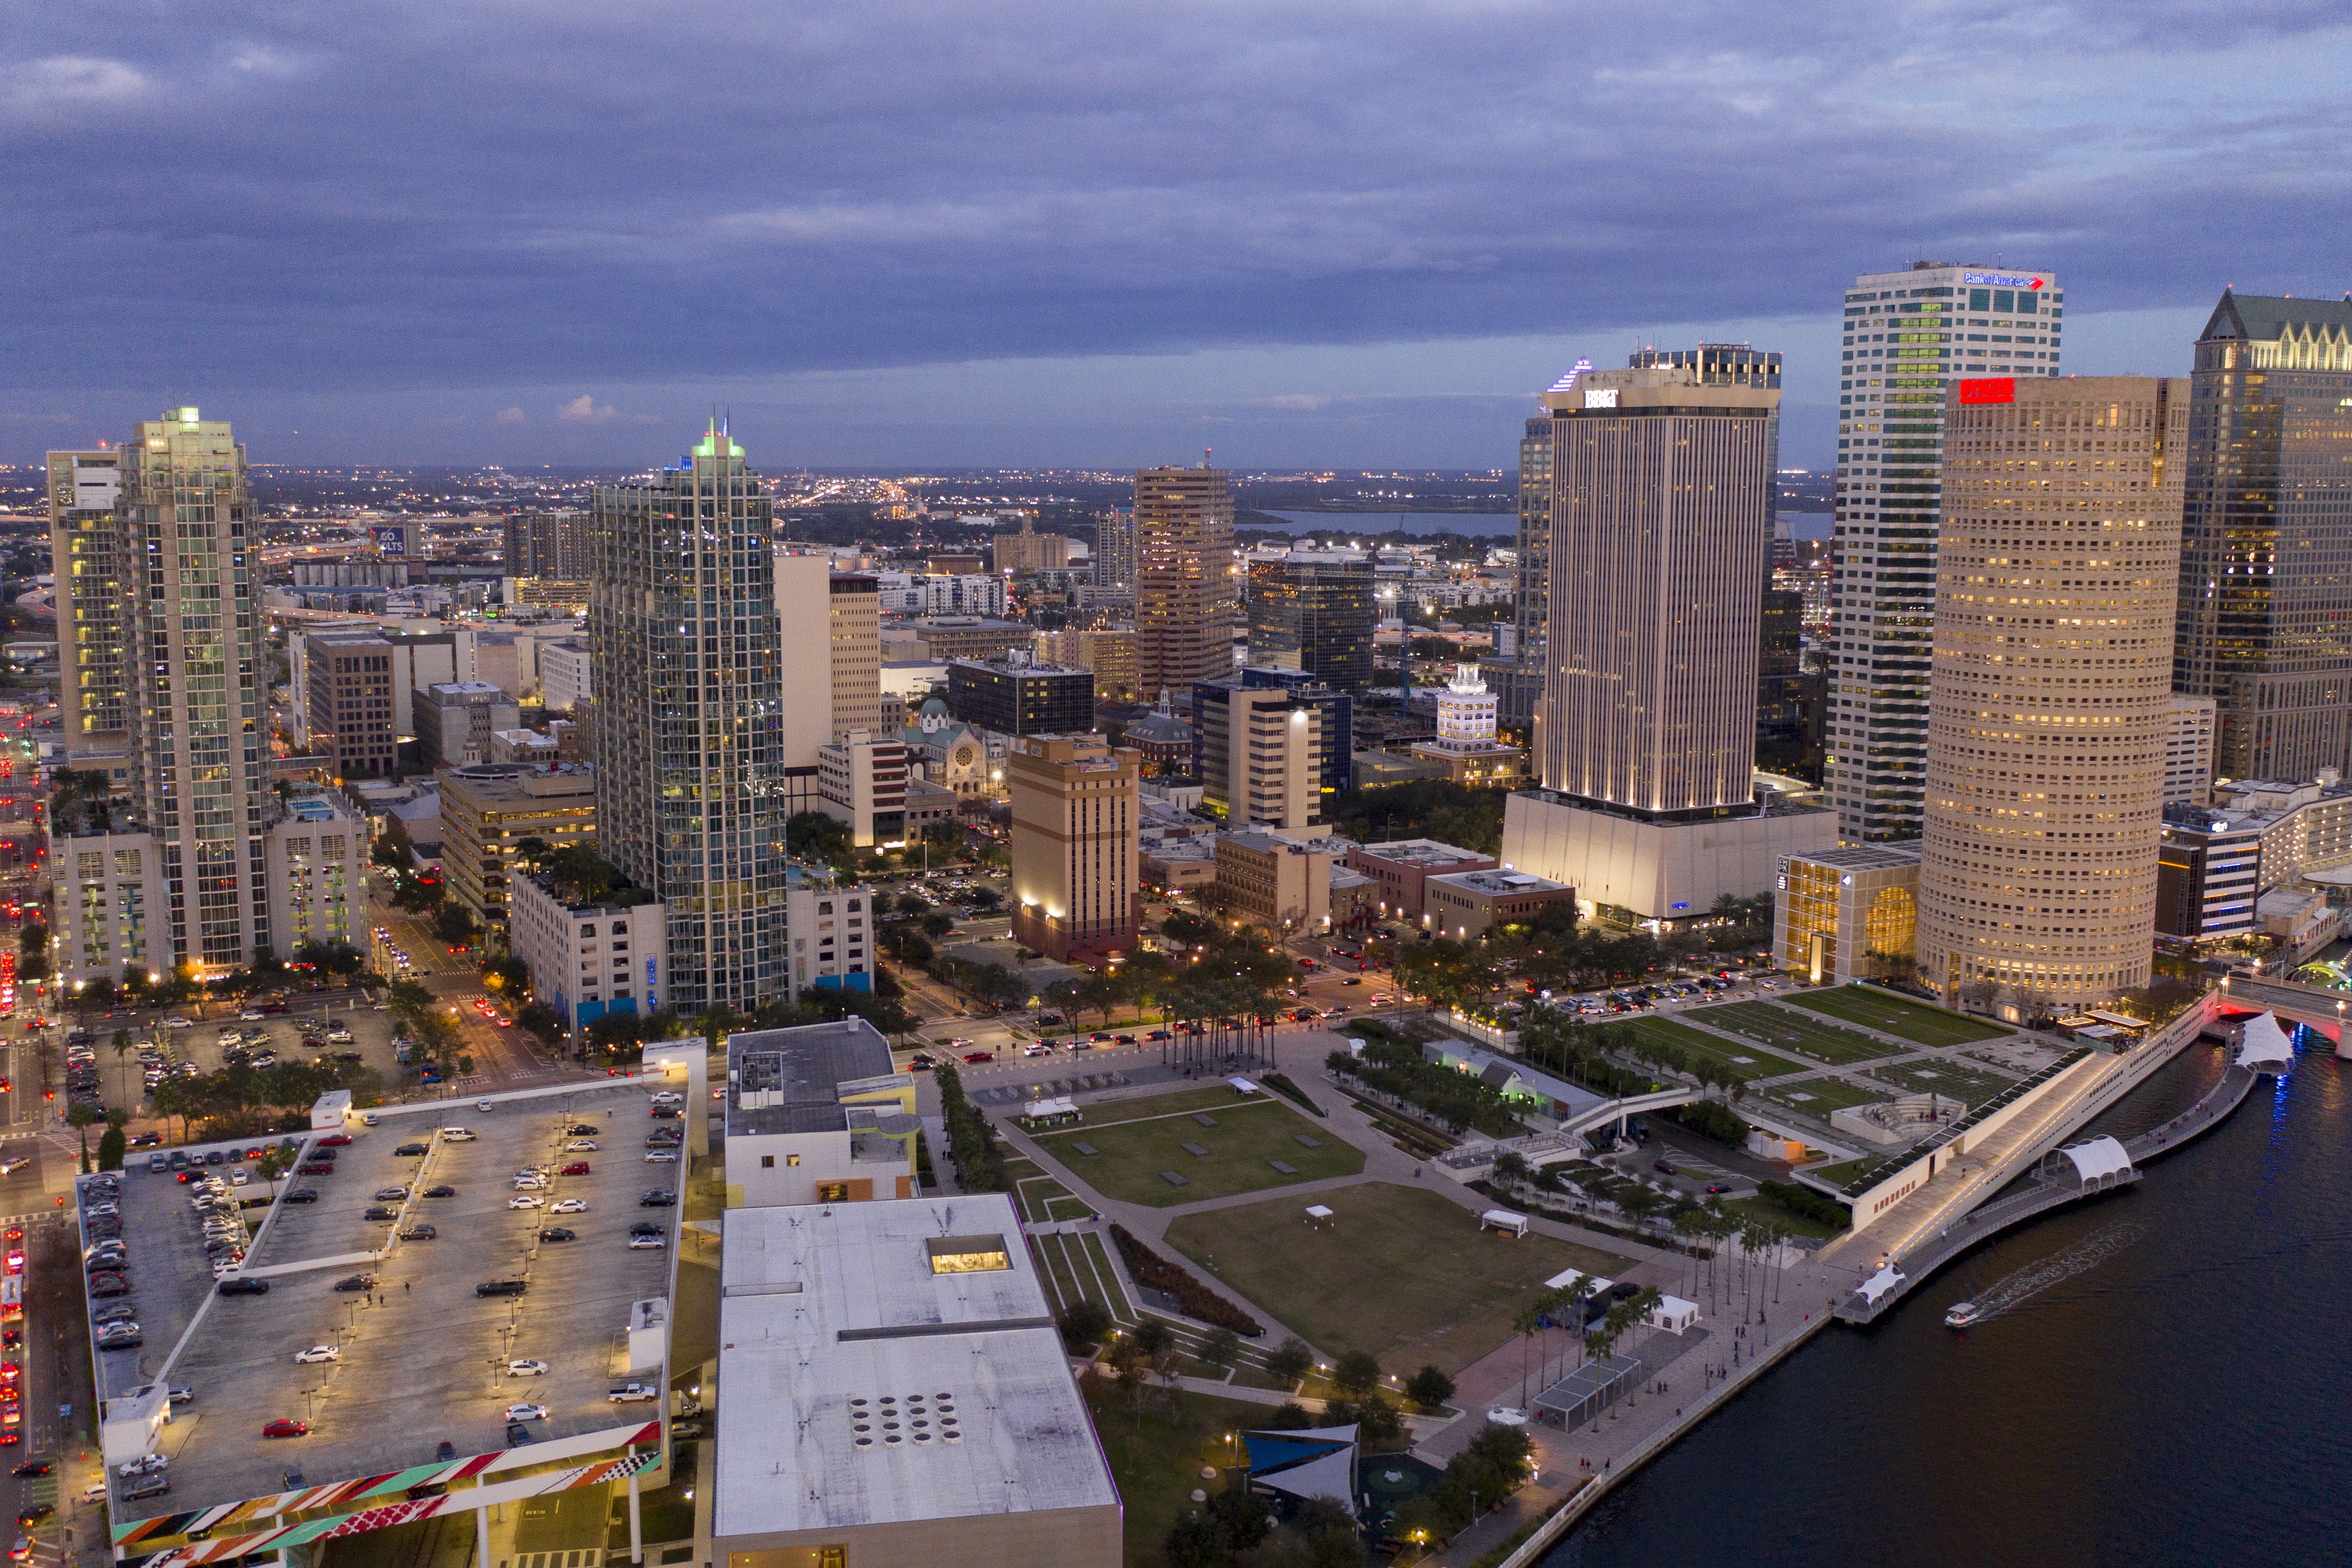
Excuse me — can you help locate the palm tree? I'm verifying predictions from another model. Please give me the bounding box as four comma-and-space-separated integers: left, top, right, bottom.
1514, 1303, 1544, 1409
66, 1103, 98, 1171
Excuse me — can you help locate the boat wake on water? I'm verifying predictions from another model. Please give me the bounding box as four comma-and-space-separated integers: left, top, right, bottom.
1947, 1220, 2148, 1327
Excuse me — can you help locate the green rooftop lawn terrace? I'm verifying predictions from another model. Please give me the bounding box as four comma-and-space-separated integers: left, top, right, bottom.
1688, 1000, 1904, 1064
1781, 985, 2012, 1047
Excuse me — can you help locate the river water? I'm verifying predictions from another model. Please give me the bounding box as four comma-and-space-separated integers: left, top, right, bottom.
1545, 1038, 2351, 1567
1256, 510, 1517, 537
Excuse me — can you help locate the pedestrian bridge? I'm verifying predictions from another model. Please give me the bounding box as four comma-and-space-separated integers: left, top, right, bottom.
2212, 976, 2352, 1056
1434, 1087, 1702, 1179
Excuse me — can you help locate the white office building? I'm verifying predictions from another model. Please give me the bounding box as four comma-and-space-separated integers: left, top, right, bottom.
1826, 262, 2062, 842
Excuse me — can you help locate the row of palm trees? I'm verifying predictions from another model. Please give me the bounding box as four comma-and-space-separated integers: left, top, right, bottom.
1511, 1275, 1666, 1410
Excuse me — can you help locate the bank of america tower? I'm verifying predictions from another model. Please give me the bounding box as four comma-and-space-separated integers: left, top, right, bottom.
1826, 260, 2062, 841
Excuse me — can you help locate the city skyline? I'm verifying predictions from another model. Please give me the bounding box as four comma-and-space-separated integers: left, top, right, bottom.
8, 4, 2344, 468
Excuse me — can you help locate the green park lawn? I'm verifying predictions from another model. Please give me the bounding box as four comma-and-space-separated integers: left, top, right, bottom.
1689, 1000, 1902, 1065
1162, 1182, 1624, 1373
1783, 985, 2011, 1047
1083, 1377, 1268, 1568
1036, 1095, 1364, 1207
1618, 1014, 1809, 1080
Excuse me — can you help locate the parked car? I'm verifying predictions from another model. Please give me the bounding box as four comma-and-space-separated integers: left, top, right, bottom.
292, 1346, 341, 1364
475, 1280, 528, 1298
606, 1384, 656, 1403
504, 1403, 549, 1421
506, 1359, 549, 1376
400, 1225, 438, 1241
423, 1185, 457, 1198
394, 1143, 429, 1157
261, 1419, 309, 1439
551, 1198, 589, 1214
626, 1234, 666, 1250
217, 1277, 270, 1296
560, 1162, 591, 1176
537, 1227, 576, 1243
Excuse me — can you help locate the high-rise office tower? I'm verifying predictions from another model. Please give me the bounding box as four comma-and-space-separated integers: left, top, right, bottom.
47, 411, 369, 981
1246, 553, 1375, 692
2173, 290, 2352, 783
1486, 408, 1558, 728
46, 447, 130, 767
590, 421, 786, 1011
827, 574, 885, 739
1135, 464, 1237, 697
503, 509, 591, 580
1502, 366, 1833, 918
1917, 377, 2184, 1007
1006, 733, 1141, 960
1826, 262, 2062, 842
1095, 507, 1137, 594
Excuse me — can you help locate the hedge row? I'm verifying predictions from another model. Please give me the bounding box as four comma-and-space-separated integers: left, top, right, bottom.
1108, 1224, 1264, 1337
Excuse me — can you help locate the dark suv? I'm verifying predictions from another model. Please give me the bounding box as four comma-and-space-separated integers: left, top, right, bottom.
474, 1279, 528, 1298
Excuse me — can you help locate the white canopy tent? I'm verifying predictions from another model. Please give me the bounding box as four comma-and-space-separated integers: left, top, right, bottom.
1855, 1265, 1905, 1305
2058, 1136, 2133, 1185
2235, 1012, 2296, 1072
1480, 1209, 1530, 1238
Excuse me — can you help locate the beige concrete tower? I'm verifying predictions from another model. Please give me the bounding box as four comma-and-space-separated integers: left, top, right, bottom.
1007, 733, 1141, 960
827, 573, 884, 739
1917, 376, 2187, 1009
1135, 464, 1238, 696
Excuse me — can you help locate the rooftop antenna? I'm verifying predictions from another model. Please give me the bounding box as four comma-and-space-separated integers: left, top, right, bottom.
1202, 446, 1213, 469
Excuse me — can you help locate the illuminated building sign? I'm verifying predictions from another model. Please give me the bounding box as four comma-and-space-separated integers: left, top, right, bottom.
1583, 389, 1619, 410
1962, 272, 2043, 290
1958, 378, 2015, 405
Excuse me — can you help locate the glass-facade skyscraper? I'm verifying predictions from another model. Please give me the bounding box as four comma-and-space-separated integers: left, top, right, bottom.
2173, 290, 2352, 784
590, 422, 788, 1012
1246, 554, 1375, 693
1825, 262, 2062, 842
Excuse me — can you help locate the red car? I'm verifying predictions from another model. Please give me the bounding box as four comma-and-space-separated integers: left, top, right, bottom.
262, 1418, 310, 1439
297, 1161, 335, 1175
560, 1162, 590, 1176
316, 1134, 352, 1148
961, 1051, 994, 1064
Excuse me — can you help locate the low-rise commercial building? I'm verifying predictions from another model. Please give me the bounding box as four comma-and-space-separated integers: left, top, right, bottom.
2156, 773, 2352, 944
714, 1195, 1121, 1568
722, 1018, 918, 1206
509, 871, 666, 1029
818, 730, 914, 847
1422, 866, 1576, 938
882, 616, 1035, 664
1773, 843, 1922, 985
1343, 839, 1498, 920
436, 763, 597, 928
1214, 830, 1334, 934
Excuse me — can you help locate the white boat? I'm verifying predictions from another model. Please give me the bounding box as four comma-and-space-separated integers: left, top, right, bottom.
1944, 1300, 1983, 1329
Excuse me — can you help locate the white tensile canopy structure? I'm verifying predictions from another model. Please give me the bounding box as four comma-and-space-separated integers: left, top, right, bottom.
1856, 1265, 1905, 1305
2058, 1135, 2133, 1185
2235, 1012, 2297, 1072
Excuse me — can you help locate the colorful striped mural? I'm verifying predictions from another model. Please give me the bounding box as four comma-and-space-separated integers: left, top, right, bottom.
114, 1422, 663, 1561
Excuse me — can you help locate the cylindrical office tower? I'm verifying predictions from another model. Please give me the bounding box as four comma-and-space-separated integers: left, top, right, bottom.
1918, 376, 2187, 1010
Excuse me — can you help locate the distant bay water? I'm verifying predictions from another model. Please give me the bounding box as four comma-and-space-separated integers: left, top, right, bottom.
1256, 510, 1518, 538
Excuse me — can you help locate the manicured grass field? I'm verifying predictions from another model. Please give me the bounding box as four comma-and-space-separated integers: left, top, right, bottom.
1037, 1095, 1364, 1207
1864, 1060, 2020, 1108
1619, 1014, 1809, 1080
1032, 1083, 1275, 1130
1763, 1074, 1885, 1112
1162, 1181, 1624, 1373
1085, 1380, 1274, 1568
1689, 1000, 1902, 1064
1783, 986, 2011, 1047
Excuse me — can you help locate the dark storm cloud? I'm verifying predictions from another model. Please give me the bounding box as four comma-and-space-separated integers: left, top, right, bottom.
4, 0, 2347, 400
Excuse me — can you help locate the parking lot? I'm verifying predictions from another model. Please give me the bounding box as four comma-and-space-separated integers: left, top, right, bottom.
87, 1079, 682, 1524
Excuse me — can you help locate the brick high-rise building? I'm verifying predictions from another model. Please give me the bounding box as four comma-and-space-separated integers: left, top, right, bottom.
2173, 290, 2352, 783
590, 421, 787, 1010
1916, 376, 2185, 1008
1134, 464, 1237, 698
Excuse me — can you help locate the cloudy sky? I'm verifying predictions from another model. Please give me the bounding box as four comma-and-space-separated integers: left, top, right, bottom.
6, 1, 2346, 472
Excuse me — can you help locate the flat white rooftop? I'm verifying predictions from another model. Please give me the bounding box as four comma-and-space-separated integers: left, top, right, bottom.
714, 1195, 1116, 1539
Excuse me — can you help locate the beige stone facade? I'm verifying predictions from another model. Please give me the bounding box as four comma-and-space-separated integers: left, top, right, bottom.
1917, 376, 2186, 1007
828, 574, 885, 740
1135, 465, 1239, 696
1007, 734, 1140, 959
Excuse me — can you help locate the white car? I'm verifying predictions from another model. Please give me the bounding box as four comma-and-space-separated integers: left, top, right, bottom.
441, 1128, 476, 1143
626, 1234, 667, 1250
550, 1198, 590, 1214
293, 1345, 341, 1364
565, 1141, 599, 1152
503, 1403, 550, 1421
643, 1151, 678, 1163
606, 1384, 657, 1403
240, 1010, 265, 1021
162, 1016, 192, 1030
508, 1195, 545, 1209
649, 1091, 683, 1106
476, 1099, 495, 1111
507, 1359, 550, 1376
326, 1028, 353, 1044
513, 1177, 549, 1192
